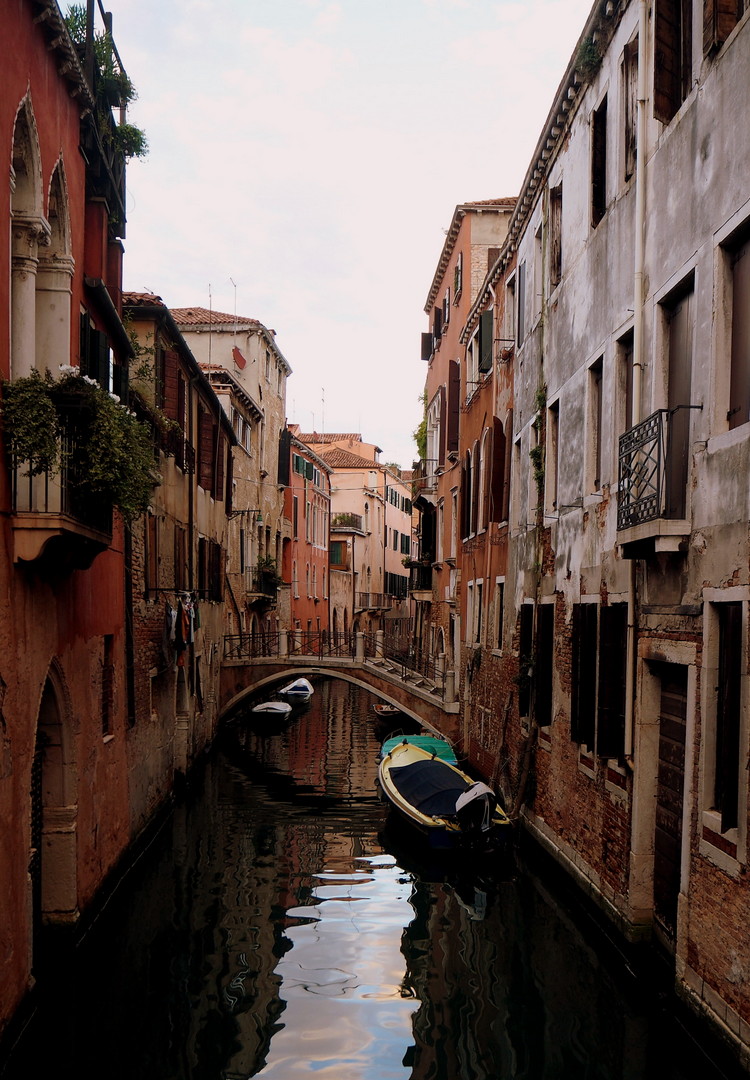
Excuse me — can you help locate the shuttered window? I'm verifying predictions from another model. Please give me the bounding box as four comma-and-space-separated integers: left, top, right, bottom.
622, 39, 638, 182
489, 417, 506, 524
549, 184, 563, 286
535, 604, 555, 727
518, 604, 534, 718
654, 0, 693, 125
571, 603, 597, 747
447, 360, 461, 454
597, 604, 628, 758
729, 236, 750, 429
703, 0, 746, 55
715, 601, 743, 831
478, 309, 493, 374
591, 96, 608, 227
198, 405, 214, 492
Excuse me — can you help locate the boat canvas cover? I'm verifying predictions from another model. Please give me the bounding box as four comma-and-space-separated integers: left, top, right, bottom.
388, 759, 471, 816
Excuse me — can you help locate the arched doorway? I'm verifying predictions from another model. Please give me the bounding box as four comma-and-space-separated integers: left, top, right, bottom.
31, 669, 78, 967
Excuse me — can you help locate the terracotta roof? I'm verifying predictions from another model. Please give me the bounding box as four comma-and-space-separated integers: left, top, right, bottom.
320, 448, 376, 469
170, 306, 262, 328
298, 432, 362, 443
122, 291, 165, 307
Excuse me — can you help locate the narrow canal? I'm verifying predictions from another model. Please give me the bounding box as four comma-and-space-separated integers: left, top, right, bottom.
4, 679, 743, 1079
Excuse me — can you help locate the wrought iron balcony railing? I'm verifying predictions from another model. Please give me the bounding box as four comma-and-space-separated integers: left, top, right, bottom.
617, 410, 667, 530
618, 407, 696, 531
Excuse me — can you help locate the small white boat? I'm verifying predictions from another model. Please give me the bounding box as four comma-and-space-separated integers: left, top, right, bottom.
251, 700, 293, 717
278, 678, 314, 698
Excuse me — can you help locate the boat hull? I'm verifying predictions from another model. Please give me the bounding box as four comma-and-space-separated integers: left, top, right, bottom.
378, 741, 511, 850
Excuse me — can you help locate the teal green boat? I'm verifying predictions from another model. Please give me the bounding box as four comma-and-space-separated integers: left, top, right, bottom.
380, 734, 457, 763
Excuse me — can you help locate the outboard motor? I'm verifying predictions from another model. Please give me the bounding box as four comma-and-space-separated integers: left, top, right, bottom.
455, 782, 497, 835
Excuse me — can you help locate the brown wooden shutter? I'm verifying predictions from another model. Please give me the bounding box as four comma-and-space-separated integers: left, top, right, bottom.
198, 406, 213, 490
571, 603, 597, 747
597, 603, 628, 757
447, 360, 460, 453
716, 601, 742, 830
163, 350, 180, 421
479, 310, 493, 373
518, 603, 534, 718
535, 604, 554, 727
655, 0, 681, 122
703, 0, 740, 55
729, 238, 750, 428
438, 385, 447, 466
216, 433, 225, 500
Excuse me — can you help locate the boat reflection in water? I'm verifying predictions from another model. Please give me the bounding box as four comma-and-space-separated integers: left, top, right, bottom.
3, 679, 740, 1079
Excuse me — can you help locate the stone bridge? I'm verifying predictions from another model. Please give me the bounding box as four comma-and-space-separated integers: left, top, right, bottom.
220, 632, 461, 743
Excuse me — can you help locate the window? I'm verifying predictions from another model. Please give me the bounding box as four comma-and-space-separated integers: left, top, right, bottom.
617, 331, 634, 435
400, 532, 410, 555
654, 0, 693, 124
546, 400, 560, 512
518, 603, 534, 718
442, 287, 451, 328
588, 358, 603, 492
330, 541, 347, 568
727, 233, 750, 429
570, 602, 627, 757
549, 184, 562, 287
702, 0, 747, 57
622, 38, 638, 182
517, 262, 526, 345
663, 282, 694, 518
293, 560, 299, 597
536, 604, 554, 727
478, 309, 493, 374
591, 95, 608, 227
494, 579, 505, 651
293, 495, 299, 538
714, 601, 743, 832
505, 274, 517, 344
454, 251, 463, 299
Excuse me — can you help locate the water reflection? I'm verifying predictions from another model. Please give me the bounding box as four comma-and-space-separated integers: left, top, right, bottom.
3, 678, 740, 1080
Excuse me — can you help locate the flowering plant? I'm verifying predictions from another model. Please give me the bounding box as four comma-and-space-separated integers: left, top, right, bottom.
2, 368, 157, 523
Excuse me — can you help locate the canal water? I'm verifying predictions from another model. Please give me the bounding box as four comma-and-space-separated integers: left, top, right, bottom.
4, 679, 743, 1079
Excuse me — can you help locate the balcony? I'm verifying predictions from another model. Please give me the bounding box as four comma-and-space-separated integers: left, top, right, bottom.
12, 419, 113, 569
331, 512, 364, 533
617, 408, 692, 558
406, 561, 433, 599
355, 591, 389, 611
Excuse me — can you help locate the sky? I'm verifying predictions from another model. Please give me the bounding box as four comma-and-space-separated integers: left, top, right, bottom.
111, 0, 593, 468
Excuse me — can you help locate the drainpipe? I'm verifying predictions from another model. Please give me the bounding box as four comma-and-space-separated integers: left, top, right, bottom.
624, 0, 648, 764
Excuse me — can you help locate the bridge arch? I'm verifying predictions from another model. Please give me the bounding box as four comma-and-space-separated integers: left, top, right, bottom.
219, 658, 460, 742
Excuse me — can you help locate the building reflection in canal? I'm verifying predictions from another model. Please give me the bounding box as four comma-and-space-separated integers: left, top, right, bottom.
3, 678, 738, 1079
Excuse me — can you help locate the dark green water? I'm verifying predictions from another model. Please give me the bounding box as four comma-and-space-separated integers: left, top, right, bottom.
3, 679, 743, 1079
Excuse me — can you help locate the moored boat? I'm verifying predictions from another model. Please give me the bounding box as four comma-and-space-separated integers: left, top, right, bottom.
251, 700, 293, 717
378, 740, 511, 848
380, 733, 457, 763
278, 677, 314, 699
371, 702, 401, 717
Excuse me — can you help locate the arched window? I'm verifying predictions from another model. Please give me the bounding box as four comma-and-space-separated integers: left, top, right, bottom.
10, 97, 49, 380
478, 429, 491, 532
36, 160, 74, 370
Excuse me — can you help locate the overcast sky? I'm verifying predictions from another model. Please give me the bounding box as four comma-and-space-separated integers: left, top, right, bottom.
112, 0, 591, 468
